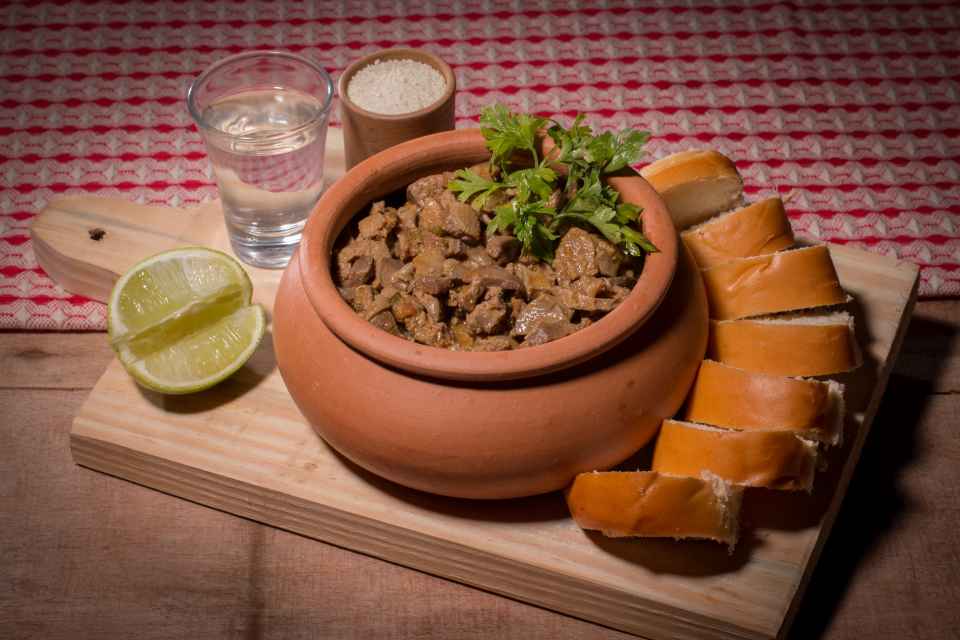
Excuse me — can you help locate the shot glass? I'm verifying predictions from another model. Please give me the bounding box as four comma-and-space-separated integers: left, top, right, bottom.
187, 51, 335, 269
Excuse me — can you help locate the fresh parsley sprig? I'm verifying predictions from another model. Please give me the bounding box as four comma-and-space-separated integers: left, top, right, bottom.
447, 105, 657, 262
479, 104, 547, 170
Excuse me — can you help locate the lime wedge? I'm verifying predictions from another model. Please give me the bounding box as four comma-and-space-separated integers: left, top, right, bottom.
107, 247, 266, 394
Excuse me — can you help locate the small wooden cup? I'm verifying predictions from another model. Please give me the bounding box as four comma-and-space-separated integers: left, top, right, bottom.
338, 48, 456, 169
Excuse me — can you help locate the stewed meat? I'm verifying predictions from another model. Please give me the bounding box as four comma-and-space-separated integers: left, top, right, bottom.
333, 169, 641, 351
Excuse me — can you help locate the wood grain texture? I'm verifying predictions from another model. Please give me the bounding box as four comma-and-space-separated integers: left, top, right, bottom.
63, 241, 918, 640
0, 331, 113, 389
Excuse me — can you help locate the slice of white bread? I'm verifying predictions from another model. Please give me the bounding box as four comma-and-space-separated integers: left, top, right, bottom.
683, 360, 844, 445
708, 311, 861, 376
640, 149, 744, 230
700, 244, 846, 320
564, 470, 742, 547
652, 419, 819, 491
681, 196, 795, 269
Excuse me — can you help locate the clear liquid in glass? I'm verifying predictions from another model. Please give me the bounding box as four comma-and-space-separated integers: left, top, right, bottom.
202, 88, 329, 268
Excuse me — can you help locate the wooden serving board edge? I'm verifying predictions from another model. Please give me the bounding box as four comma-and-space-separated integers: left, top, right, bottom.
70, 432, 762, 640
777, 269, 919, 639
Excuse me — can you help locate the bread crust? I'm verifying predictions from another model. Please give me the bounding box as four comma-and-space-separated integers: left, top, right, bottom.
681, 197, 794, 268
640, 149, 744, 230
700, 245, 846, 320
564, 470, 741, 545
683, 360, 843, 444
708, 316, 860, 376
652, 420, 818, 491
640, 149, 739, 190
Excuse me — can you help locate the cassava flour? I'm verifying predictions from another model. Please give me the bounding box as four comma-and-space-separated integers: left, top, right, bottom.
346, 58, 446, 115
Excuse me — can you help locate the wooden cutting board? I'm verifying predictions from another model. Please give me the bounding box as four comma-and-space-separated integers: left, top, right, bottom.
31, 129, 919, 640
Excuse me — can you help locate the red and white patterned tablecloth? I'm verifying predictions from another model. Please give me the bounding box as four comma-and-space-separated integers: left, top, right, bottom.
2, 0, 958, 330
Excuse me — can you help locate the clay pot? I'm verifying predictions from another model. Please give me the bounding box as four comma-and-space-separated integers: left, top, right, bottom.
338, 48, 456, 169
273, 129, 708, 499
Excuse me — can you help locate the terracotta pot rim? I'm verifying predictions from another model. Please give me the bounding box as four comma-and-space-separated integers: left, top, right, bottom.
337, 48, 457, 122
297, 128, 678, 382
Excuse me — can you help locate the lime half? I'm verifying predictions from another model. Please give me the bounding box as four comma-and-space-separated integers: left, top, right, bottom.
107, 247, 266, 394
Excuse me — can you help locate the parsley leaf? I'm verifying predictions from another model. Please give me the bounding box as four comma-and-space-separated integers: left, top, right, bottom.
491, 199, 557, 261
505, 166, 557, 203
447, 168, 505, 210
604, 129, 651, 173
479, 104, 547, 169
546, 114, 593, 166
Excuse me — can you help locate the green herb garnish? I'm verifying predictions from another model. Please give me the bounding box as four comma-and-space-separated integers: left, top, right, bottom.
479, 104, 547, 169
448, 105, 656, 261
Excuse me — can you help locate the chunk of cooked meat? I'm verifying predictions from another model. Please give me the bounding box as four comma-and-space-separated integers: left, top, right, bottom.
512, 293, 573, 337
463, 245, 495, 268
396, 203, 418, 229
412, 248, 447, 277
375, 257, 404, 288
468, 265, 522, 291
594, 234, 623, 276
393, 229, 422, 261
448, 280, 485, 312
337, 238, 392, 278
522, 320, 578, 347
364, 286, 398, 319
450, 319, 475, 350
413, 275, 454, 296
422, 231, 466, 258
466, 299, 508, 335
553, 227, 599, 281
340, 284, 377, 313
545, 189, 564, 211
486, 234, 521, 264
340, 254, 374, 287
391, 292, 423, 322
438, 191, 481, 241
357, 202, 398, 239
407, 172, 455, 206
515, 263, 556, 297
552, 287, 619, 313
414, 290, 444, 323
406, 313, 453, 348
389, 262, 416, 292
369, 310, 400, 335
572, 276, 607, 298
472, 335, 518, 351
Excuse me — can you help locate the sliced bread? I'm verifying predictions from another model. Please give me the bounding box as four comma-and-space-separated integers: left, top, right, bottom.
681, 196, 795, 268
700, 244, 846, 320
640, 149, 744, 230
708, 311, 861, 376
652, 419, 819, 491
683, 360, 844, 445
564, 470, 742, 547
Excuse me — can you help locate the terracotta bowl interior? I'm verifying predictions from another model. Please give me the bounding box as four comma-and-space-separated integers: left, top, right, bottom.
297, 129, 679, 382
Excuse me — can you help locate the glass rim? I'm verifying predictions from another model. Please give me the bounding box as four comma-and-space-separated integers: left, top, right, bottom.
186, 50, 335, 144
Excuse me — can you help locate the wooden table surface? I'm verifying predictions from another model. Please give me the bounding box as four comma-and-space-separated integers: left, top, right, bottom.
2, 300, 959, 640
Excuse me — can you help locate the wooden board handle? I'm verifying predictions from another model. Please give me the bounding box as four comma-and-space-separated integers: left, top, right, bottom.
30, 197, 224, 303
